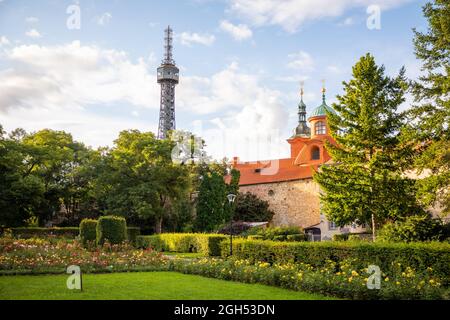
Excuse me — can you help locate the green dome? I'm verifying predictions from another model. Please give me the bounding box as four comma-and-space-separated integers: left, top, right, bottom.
309, 95, 336, 119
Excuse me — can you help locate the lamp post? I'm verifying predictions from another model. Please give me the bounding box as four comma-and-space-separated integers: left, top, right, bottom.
227, 193, 237, 256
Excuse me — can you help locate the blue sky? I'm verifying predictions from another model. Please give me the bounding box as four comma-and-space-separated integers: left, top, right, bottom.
0, 0, 428, 160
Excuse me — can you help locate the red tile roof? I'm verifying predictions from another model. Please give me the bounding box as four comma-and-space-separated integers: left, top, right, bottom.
233, 158, 319, 186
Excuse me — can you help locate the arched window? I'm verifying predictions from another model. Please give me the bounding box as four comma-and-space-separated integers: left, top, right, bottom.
311, 146, 320, 160
315, 121, 326, 135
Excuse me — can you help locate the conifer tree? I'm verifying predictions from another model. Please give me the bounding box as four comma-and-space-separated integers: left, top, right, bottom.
409, 0, 450, 215
314, 54, 422, 240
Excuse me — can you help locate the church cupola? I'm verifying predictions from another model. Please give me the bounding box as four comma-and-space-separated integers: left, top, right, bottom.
293, 84, 311, 137
309, 83, 336, 138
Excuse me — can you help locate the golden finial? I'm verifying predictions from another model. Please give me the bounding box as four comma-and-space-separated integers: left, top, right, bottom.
300, 81, 304, 99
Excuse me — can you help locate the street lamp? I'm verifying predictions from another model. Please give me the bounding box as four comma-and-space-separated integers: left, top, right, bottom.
227, 193, 237, 256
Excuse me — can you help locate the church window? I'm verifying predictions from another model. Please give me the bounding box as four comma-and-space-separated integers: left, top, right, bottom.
311, 146, 320, 160
315, 121, 326, 135
268, 190, 275, 197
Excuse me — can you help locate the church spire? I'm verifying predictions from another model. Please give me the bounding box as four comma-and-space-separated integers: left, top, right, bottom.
293, 81, 311, 137
321, 79, 327, 104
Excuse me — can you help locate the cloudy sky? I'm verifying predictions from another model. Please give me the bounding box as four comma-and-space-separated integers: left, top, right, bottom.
0, 0, 427, 161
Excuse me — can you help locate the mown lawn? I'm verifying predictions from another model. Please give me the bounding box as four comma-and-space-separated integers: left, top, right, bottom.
0, 271, 333, 300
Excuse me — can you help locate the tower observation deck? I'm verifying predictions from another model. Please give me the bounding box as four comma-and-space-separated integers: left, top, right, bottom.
157, 26, 179, 140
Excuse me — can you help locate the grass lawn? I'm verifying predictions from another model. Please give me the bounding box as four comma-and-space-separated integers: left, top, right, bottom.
0, 272, 333, 300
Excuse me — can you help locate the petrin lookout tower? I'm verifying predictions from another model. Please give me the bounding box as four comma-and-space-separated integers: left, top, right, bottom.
157, 26, 179, 139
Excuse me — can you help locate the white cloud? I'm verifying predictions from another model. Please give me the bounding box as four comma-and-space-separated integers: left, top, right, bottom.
0, 42, 290, 159
219, 20, 253, 41
178, 62, 289, 160
287, 51, 314, 72
179, 32, 216, 46
339, 17, 355, 26
25, 17, 39, 23
326, 65, 343, 74
25, 29, 42, 38
228, 0, 412, 32
0, 41, 159, 113
0, 36, 10, 46
96, 12, 112, 26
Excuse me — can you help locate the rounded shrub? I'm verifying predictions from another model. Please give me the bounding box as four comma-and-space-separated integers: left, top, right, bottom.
96, 216, 127, 245
79, 219, 98, 245
378, 215, 444, 243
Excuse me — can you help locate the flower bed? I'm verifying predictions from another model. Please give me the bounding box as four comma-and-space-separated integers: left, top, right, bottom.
220, 239, 450, 285
0, 238, 168, 275
172, 257, 449, 300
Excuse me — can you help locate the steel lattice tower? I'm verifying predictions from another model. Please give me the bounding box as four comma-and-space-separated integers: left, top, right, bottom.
157, 26, 179, 140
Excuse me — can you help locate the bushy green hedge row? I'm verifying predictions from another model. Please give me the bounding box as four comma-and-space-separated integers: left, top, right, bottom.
220, 239, 450, 284
11, 227, 80, 239
96, 216, 127, 245
137, 233, 228, 256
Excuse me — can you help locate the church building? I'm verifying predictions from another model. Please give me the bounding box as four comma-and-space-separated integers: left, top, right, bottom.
231, 86, 365, 241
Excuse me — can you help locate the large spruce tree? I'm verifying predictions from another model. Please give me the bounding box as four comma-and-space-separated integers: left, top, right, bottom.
314, 54, 422, 240
410, 0, 450, 215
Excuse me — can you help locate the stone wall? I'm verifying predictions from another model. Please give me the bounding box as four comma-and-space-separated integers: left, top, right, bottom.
240, 178, 321, 228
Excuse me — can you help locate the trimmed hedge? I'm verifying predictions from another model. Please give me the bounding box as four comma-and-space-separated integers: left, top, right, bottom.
137, 233, 227, 256
333, 233, 372, 241
286, 234, 307, 242
96, 216, 127, 245
127, 227, 141, 245
79, 219, 98, 245
11, 227, 79, 239
220, 239, 450, 284
246, 226, 306, 242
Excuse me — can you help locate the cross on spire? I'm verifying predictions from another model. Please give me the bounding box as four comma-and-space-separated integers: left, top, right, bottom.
321, 79, 326, 103
300, 81, 305, 101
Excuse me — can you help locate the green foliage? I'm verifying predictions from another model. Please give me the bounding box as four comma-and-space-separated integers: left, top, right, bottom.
0, 127, 99, 227
11, 227, 79, 239
79, 219, 98, 245
409, 0, 450, 214
233, 192, 275, 222
195, 166, 228, 232
247, 235, 263, 240
96, 216, 127, 245
378, 215, 445, 243
97, 130, 192, 233
126, 227, 141, 245
220, 239, 450, 285
246, 226, 305, 241
136, 233, 227, 256
333, 233, 372, 241
286, 234, 307, 242
314, 54, 421, 239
